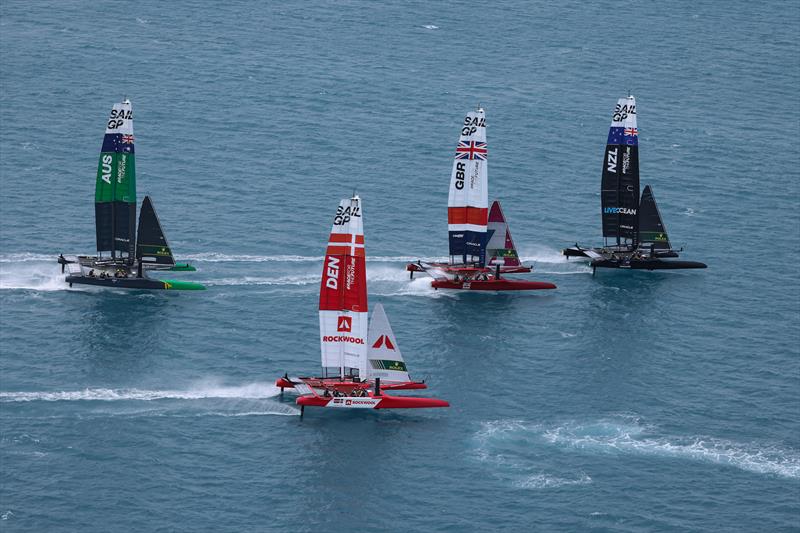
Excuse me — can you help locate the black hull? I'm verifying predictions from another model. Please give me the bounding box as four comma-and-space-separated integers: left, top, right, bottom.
591, 259, 707, 270
66, 275, 171, 290
562, 246, 593, 258
562, 246, 681, 260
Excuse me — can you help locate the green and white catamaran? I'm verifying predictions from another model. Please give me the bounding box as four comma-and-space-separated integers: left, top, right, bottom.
58, 99, 205, 290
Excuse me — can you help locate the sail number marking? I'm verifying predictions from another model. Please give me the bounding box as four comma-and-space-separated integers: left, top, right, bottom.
606, 148, 618, 173
455, 162, 465, 190
324, 256, 340, 290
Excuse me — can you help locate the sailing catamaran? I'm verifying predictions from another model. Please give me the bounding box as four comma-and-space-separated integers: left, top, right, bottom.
276, 196, 449, 414
58, 99, 205, 290
407, 108, 556, 291
562, 95, 707, 272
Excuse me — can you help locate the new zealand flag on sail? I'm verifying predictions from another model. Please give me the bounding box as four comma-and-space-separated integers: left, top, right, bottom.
607, 127, 638, 146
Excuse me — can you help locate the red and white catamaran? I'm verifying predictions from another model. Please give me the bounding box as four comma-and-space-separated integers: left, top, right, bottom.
407, 108, 556, 291
276, 196, 449, 414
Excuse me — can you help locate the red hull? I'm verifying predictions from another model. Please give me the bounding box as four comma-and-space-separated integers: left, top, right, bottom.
296, 393, 449, 409
431, 279, 556, 291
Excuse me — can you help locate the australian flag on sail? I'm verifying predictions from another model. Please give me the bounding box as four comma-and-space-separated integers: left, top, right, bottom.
455, 140, 488, 160
100, 133, 135, 154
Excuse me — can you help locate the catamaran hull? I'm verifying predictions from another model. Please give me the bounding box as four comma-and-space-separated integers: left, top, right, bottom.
562, 246, 680, 260
296, 394, 449, 409
406, 262, 531, 274
562, 246, 593, 259
275, 377, 427, 391
591, 259, 707, 270
430, 279, 556, 291
65, 275, 205, 290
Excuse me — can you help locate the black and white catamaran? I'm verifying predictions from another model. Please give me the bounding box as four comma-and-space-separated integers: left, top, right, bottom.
58, 99, 204, 290
562, 95, 707, 272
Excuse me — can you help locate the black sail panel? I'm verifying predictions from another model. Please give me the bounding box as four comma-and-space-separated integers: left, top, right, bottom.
136, 196, 175, 266
618, 143, 640, 244
600, 96, 640, 246
638, 185, 671, 250
601, 144, 621, 239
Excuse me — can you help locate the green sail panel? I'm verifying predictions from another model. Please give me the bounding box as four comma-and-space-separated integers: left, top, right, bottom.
95, 99, 136, 260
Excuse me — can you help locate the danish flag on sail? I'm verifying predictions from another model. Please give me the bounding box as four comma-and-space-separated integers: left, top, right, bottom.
319, 196, 368, 378
448, 108, 489, 266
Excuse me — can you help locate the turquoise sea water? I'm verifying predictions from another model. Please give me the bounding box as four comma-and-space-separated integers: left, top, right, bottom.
1, 1, 798, 531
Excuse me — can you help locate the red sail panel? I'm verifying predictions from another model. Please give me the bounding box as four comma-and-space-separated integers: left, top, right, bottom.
319, 196, 368, 378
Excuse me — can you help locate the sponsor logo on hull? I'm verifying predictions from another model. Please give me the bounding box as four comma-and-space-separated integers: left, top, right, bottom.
327, 397, 381, 409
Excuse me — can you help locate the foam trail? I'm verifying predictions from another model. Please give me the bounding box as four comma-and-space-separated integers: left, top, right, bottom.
475, 418, 800, 479
542, 420, 800, 478
517, 245, 593, 275
180, 252, 447, 263
519, 245, 571, 264
203, 265, 412, 287
204, 274, 319, 287
0, 262, 69, 291
0, 253, 55, 263
514, 473, 592, 489
0, 383, 283, 402
372, 276, 455, 299
473, 420, 592, 489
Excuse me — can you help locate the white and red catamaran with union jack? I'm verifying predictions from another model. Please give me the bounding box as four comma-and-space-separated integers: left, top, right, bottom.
276, 196, 448, 414
407, 108, 556, 291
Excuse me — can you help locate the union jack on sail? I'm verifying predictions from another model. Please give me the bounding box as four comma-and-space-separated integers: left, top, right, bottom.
455, 140, 487, 161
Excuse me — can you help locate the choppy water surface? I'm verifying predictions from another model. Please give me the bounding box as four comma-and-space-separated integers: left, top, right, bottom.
1, 1, 798, 531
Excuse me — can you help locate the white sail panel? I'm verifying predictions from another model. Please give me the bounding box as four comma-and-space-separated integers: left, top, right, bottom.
319, 196, 368, 378
611, 95, 638, 139
367, 303, 410, 383
105, 99, 134, 135
447, 108, 488, 265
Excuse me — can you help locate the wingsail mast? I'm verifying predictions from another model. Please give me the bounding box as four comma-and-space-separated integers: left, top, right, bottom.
601, 95, 639, 250
448, 107, 488, 266
319, 196, 368, 380
95, 99, 136, 263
